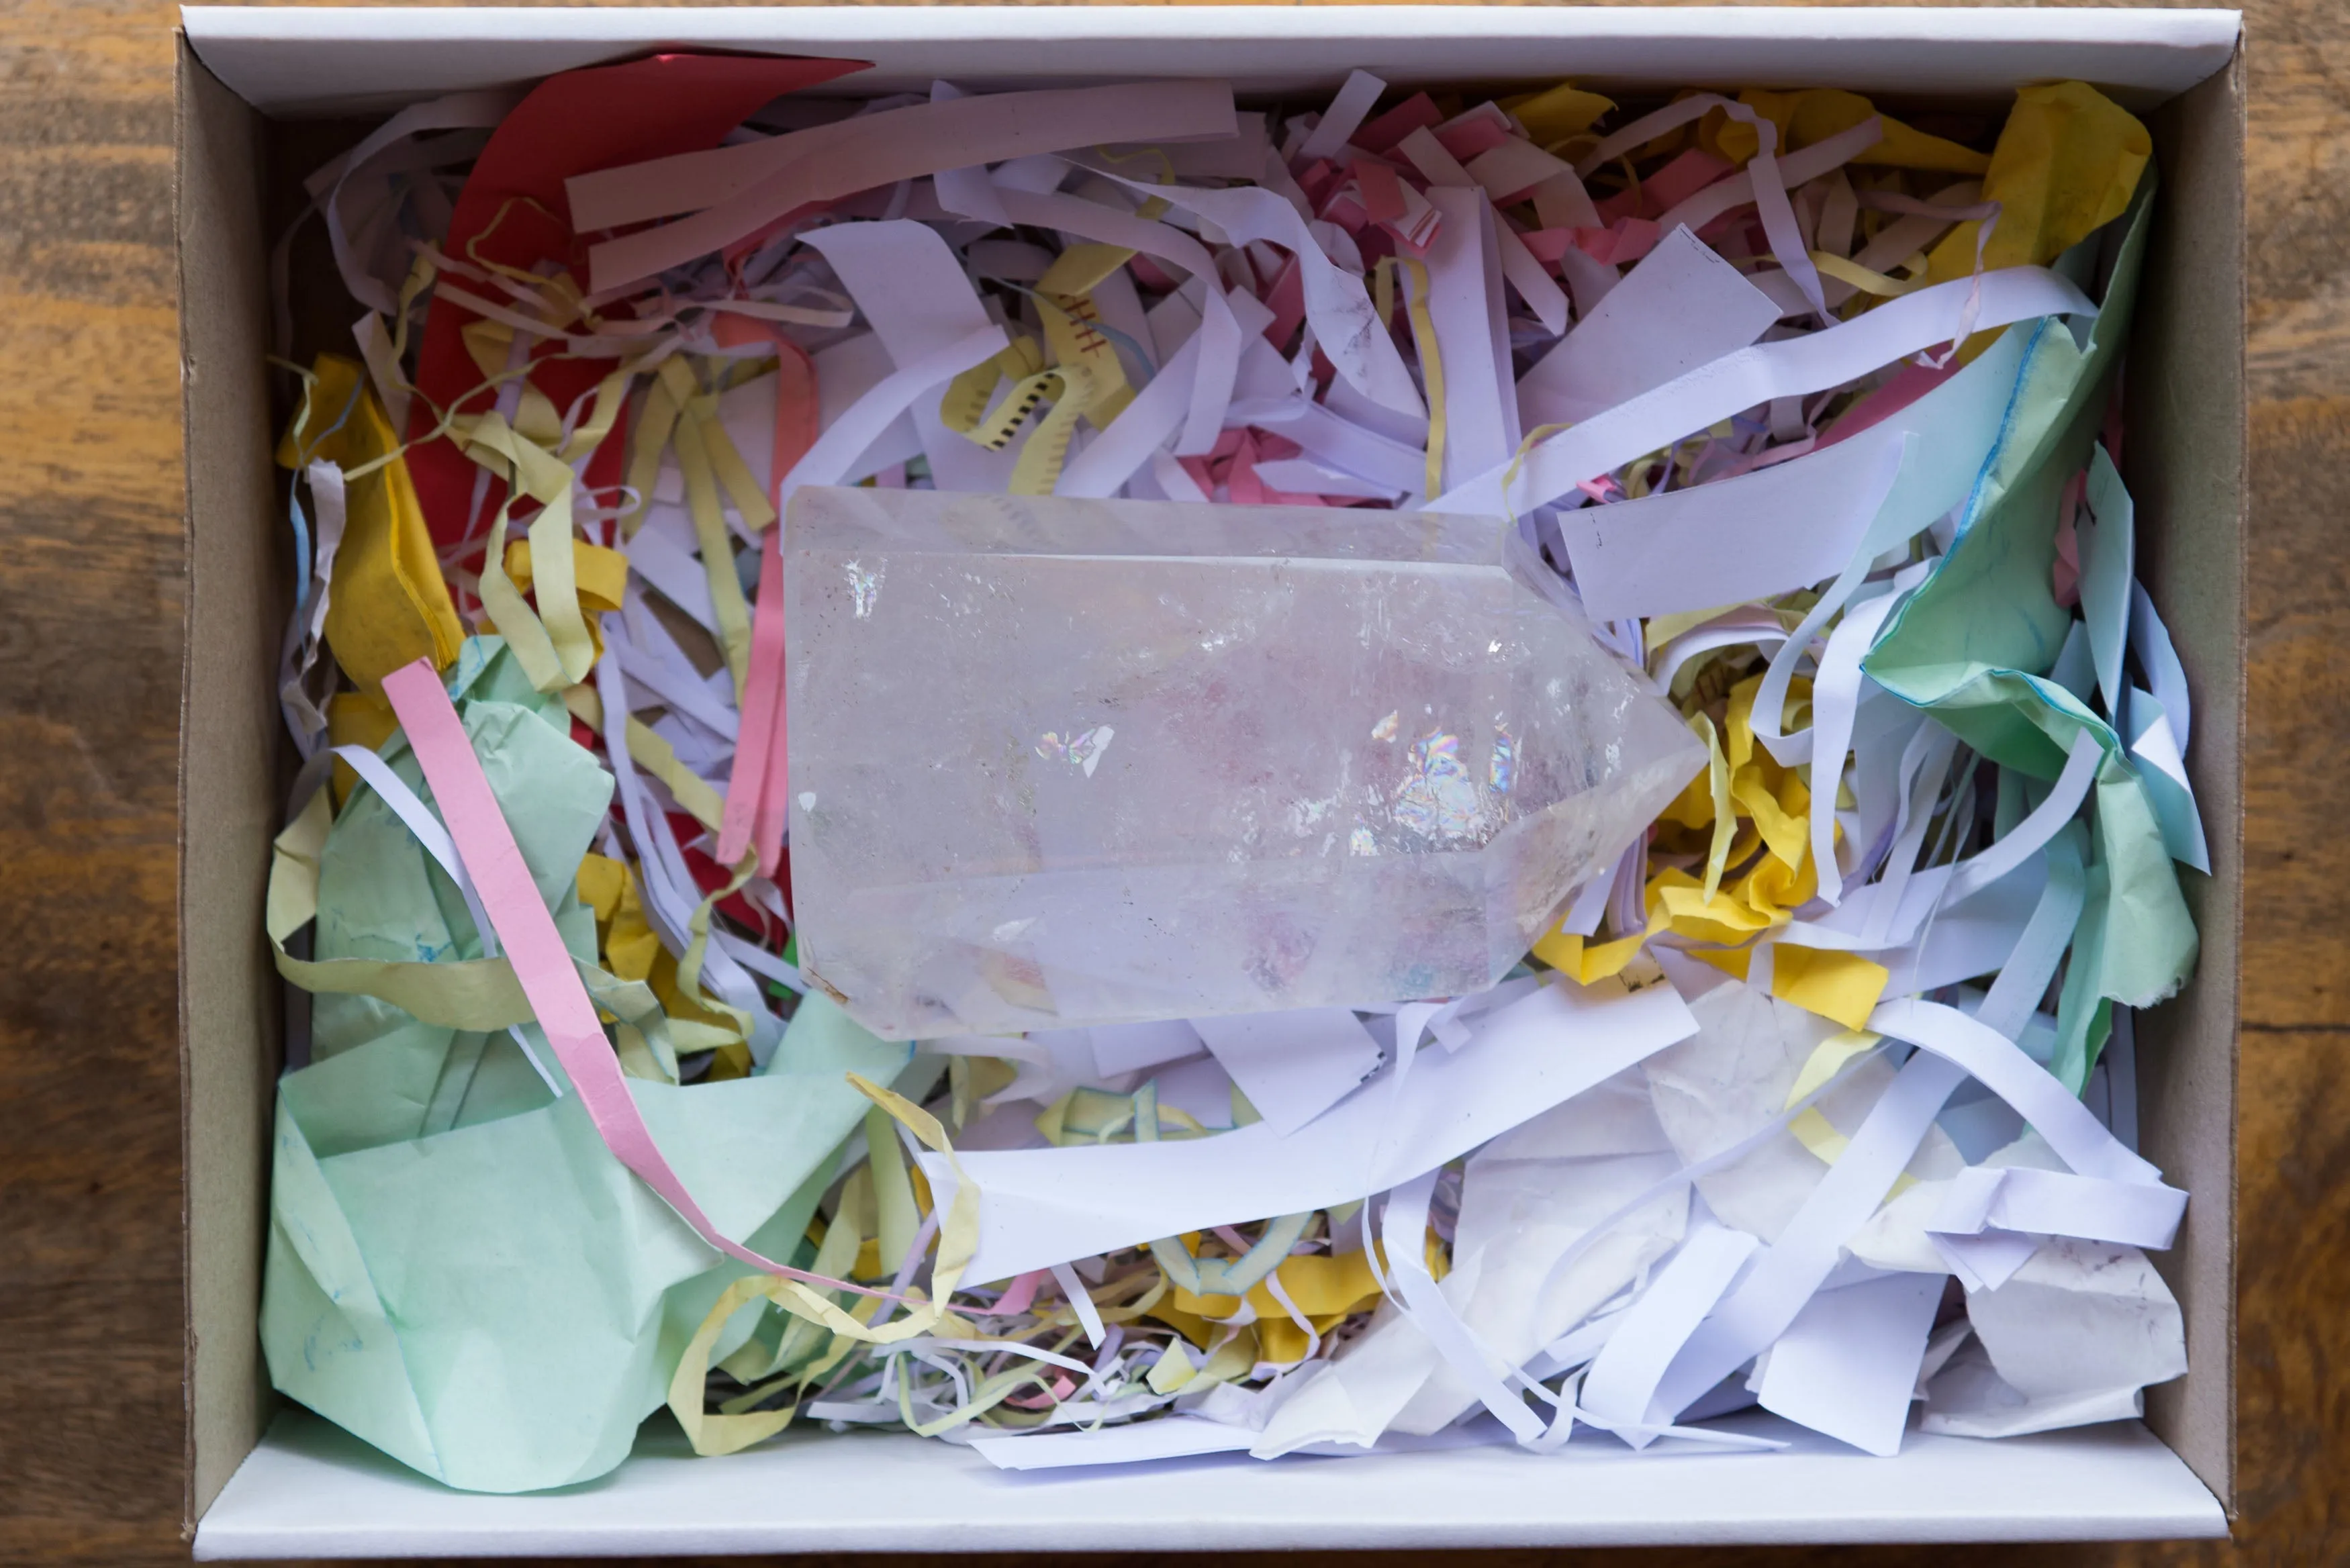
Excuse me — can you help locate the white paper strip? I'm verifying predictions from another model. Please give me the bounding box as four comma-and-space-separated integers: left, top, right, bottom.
1049, 1261, 1108, 1347
1803, 579, 1918, 904
1563, 317, 2032, 622
970, 1416, 1257, 1470
312, 88, 518, 316
1423, 187, 1519, 489
1578, 1223, 1758, 1440
1652, 1050, 1966, 1420
1395, 126, 1476, 189
2128, 693, 2211, 872
1650, 117, 1884, 260
1930, 1164, 2187, 1251
813, 331, 926, 484
595, 648, 777, 1061
1086, 1020, 1206, 1078
1492, 217, 1572, 337
1867, 999, 2165, 1187
927, 81, 1013, 228
1058, 289, 1272, 497
798, 221, 1018, 495
1236, 397, 1429, 497
1974, 830, 2086, 1040
985, 186, 1248, 456
1250, 458, 1404, 501
1379, 1169, 1548, 1441
278, 462, 349, 750
776, 325, 1009, 506
1299, 69, 1385, 162
1101, 173, 1425, 422
606, 620, 739, 740
1438, 266, 2094, 519
577, 82, 1239, 287
622, 520, 720, 632
1568, 430, 1909, 623
1464, 138, 1579, 203
918, 977, 1698, 1282
1940, 732, 2102, 909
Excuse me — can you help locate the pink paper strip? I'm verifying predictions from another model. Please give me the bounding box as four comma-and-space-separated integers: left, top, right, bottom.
712, 317, 816, 880
1432, 113, 1513, 162
381, 658, 881, 1295
1352, 92, 1442, 156
988, 1269, 1047, 1317
1519, 228, 1574, 264
1319, 191, 1370, 235
1817, 360, 1958, 450
1646, 148, 1734, 213
720, 526, 787, 867
755, 735, 792, 884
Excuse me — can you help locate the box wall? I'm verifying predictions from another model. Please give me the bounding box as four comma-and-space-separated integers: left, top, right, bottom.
180, 5, 2241, 118
177, 9, 2244, 1538
176, 34, 288, 1528
2126, 47, 2247, 1512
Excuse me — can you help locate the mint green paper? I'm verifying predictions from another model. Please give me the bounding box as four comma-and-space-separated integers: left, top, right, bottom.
264, 643, 910, 1492
1863, 179, 2153, 779
308, 635, 603, 1128
2077, 445, 2136, 724
1862, 176, 2197, 1051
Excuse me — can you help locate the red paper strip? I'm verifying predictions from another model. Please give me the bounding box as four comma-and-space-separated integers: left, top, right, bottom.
404, 52, 867, 545
1354, 158, 1408, 226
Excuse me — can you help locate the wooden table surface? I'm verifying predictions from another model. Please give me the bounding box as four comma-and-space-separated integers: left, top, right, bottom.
1, 1, 2341, 1563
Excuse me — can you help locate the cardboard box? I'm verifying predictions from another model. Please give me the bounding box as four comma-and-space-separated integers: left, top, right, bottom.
177, 5, 2246, 1553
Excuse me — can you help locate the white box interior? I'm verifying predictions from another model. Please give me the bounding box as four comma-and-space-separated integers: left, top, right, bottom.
177, 7, 2245, 1554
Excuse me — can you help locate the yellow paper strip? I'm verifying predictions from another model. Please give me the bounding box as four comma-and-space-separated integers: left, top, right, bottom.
562, 684, 726, 833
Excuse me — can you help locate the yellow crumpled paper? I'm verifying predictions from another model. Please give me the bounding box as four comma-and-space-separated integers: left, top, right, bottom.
1706, 87, 1992, 175
277, 352, 463, 693
1927, 81, 2152, 283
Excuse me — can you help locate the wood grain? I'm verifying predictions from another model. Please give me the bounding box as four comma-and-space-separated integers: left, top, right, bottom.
1, 2, 2343, 1563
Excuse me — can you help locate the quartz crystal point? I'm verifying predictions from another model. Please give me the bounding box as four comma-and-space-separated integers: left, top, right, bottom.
785, 486, 1704, 1039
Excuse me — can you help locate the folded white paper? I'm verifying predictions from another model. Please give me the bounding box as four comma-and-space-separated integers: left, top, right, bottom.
1946, 1236, 2186, 1424
1516, 226, 1779, 434
1189, 1008, 1382, 1137
1088, 1019, 1207, 1079
1754, 1271, 1943, 1456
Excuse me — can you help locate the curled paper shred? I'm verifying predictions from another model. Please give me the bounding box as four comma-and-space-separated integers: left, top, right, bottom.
404, 52, 869, 547
257, 58, 2206, 1490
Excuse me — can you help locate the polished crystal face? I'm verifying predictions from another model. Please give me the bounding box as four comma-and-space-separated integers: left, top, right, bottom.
785, 486, 1703, 1040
